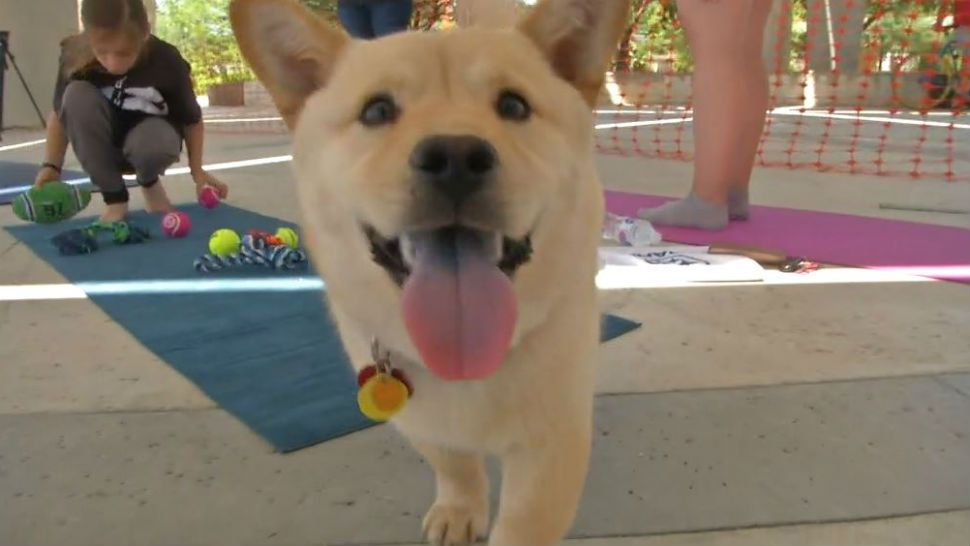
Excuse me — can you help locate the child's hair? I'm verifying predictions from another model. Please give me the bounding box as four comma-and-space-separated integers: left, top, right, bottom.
62, 0, 152, 77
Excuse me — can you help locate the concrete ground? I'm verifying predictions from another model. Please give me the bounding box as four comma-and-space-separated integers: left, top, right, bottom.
1, 110, 969, 546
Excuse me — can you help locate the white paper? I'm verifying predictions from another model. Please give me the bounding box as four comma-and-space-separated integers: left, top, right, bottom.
597, 244, 765, 286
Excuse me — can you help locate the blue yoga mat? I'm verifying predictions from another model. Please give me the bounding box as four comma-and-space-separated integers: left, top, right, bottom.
5, 204, 640, 453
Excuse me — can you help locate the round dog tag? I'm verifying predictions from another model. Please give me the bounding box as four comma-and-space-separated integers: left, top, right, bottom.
357, 372, 410, 421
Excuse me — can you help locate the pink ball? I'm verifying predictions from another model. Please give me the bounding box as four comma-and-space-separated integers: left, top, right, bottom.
161, 211, 191, 238
198, 186, 220, 209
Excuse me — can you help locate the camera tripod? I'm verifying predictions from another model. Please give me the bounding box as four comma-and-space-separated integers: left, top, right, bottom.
0, 30, 48, 142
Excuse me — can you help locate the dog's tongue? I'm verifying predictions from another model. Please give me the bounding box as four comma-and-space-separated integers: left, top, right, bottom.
401, 229, 516, 381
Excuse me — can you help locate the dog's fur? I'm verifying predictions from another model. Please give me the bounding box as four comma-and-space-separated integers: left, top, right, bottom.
229, 1, 629, 544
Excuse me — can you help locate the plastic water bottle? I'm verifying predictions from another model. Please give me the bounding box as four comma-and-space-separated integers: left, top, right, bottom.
602, 212, 662, 246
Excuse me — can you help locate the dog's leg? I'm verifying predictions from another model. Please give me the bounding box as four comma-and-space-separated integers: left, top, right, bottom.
488, 425, 592, 546
412, 441, 490, 545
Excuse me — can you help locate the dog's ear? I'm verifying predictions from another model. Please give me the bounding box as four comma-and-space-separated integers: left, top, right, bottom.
517, 0, 629, 106
230, 0, 348, 129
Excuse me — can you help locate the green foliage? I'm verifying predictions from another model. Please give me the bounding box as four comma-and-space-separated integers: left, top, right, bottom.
627, 1, 692, 72
787, 0, 944, 73
155, 0, 252, 94
155, 0, 336, 94
300, 0, 340, 24
156, 0, 950, 94
860, 0, 946, 72
623, 0, 947, 74
789, 0, 808, 72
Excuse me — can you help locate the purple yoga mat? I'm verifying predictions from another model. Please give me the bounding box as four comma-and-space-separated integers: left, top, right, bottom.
605, 191, 970, 283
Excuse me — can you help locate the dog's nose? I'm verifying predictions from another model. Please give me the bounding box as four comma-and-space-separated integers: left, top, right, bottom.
410, 135, 497, 204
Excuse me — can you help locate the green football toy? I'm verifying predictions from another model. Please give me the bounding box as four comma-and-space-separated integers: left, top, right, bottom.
12, 181, 92, 224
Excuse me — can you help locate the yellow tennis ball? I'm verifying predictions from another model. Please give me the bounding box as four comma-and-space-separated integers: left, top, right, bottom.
275, 227, 299, 249
209, 228, 241, 257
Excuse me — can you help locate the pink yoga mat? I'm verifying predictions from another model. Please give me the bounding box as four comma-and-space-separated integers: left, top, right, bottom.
605, 191, 970, 283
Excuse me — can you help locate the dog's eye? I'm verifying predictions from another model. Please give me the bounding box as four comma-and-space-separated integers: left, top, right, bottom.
496, 91, 531, 121
360, 94, 399, 127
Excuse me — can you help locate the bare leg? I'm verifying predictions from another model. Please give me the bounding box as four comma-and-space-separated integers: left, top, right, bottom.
412, 441, 490, 546
99, 203, 130, 223
488, 426, 591, 546
140, 183, 175, 214
638, 0, 772, 229
725, 0, 772, 220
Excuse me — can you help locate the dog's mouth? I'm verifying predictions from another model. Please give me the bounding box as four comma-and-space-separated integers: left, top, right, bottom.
364, 225, 533, 287
363, 224, 532, 381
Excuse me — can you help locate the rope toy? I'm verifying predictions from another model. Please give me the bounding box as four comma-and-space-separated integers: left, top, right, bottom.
193, 232, 309, 273
52, 220, 151, 256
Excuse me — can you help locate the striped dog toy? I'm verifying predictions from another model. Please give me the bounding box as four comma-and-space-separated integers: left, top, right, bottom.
52, 220, 151, 256
194, 234, 308, 273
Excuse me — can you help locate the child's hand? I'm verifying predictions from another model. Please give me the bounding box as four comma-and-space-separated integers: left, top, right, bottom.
34, 166, 61, 187
193, 170, 229, 199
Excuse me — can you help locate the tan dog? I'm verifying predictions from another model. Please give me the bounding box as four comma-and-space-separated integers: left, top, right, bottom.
229, 1, 628, 544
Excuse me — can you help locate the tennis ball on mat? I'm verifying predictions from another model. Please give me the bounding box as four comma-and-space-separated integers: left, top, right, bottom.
275, 227, 299, 248
161, 211, 191, 238
209, 228, 241, 256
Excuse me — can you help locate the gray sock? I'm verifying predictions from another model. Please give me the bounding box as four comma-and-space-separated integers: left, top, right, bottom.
728, 188, 749, 220
637, 193, 728, 230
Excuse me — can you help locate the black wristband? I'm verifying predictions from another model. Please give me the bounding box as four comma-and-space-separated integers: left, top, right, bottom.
42, 162, 62, 173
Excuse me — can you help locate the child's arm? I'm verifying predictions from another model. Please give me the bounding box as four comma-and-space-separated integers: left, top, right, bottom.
165, 42, 229, 199
184, 120, 228, 198
34, 111, 69, 186
36, 43, 71, 187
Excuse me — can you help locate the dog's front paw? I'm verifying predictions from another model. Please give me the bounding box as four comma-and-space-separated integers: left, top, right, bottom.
423, 501, 489, 545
